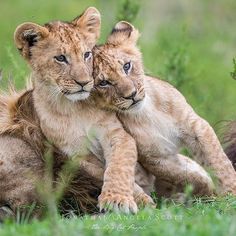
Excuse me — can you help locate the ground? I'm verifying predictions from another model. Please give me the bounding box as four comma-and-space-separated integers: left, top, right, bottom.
1, 196, 236, 236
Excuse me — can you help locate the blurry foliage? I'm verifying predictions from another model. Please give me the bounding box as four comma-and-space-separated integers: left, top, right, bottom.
37, 146, 59, 234
231, 58, 236, 80
15, 203, 38, 225
117, 0, 140, 23
161, 32, 190, 89
37, 146, 83, 215
154, 27, 201, 100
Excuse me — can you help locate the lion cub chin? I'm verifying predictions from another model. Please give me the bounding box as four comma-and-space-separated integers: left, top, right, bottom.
93, 21, 236, 196
13, 8, 155, 214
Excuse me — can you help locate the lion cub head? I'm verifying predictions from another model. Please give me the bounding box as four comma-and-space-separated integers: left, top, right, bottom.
93, 21, 145, 111
14, 7, 101, 102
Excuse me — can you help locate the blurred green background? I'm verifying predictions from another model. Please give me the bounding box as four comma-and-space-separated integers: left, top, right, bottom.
0, 0, 235, 126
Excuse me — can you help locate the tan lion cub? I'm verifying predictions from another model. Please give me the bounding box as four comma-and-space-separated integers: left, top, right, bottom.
93, 21, 236, 195
14, 8, 141, 213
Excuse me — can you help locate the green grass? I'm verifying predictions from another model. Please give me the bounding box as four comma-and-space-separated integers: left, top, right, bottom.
1, 196, 236, 236
0, 0, 236, 235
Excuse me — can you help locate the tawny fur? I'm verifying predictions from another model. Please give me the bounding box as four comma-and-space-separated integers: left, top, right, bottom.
0, 89, 105, 219
13, 7, 149, 214
92, 21, 236, 196
0, 89, 45, 220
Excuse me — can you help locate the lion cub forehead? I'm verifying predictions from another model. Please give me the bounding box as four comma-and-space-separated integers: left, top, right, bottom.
44, 21, 84, 46
94, 45, 139, 69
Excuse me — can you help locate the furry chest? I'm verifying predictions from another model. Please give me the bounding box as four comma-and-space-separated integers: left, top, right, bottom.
122, 112, 180, 158
40, 115, 103, 158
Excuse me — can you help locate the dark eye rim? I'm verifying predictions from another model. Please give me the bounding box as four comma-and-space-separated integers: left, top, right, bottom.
54, 55, 68, 63
84, 51, 92, 60
99, 80, 111, 87
123, 61, 132, 74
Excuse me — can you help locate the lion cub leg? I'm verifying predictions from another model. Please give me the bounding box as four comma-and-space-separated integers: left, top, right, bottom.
96, 123, 140, 214
80, 157, 155, 208
141, 154, 215, 197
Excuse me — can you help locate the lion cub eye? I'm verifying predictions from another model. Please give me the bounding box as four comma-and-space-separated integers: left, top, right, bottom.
99, 80, 111, 87
84, 51, 92, 61
54, 55, 68, 64
123, 62, 132, 74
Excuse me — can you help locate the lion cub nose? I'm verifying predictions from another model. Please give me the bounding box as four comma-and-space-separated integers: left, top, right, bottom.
123, 90, 137, 99
74, 80, 90, 87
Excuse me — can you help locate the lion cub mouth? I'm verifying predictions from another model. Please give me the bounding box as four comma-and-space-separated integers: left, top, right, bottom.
61, 89, 89, 95
61, 89, 91, 101
119, 99, 144, 112
129, 100, 143, 110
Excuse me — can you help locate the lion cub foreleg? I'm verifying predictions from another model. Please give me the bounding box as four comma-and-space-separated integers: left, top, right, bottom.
97, 127, 138, 213
80, 158, 155, 207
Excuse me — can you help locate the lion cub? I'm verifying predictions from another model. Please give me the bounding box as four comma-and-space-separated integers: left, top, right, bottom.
14, 8, 142, 214
92, 21, 236, 195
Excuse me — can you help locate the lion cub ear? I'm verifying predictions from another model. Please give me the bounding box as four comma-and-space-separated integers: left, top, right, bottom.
107, 21, 140, 46
72, 7, 101, 47
14, 22, 49, 60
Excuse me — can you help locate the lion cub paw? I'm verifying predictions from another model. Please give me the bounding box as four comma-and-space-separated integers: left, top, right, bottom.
134, 193, 155, 208
98, 192, 138, 214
